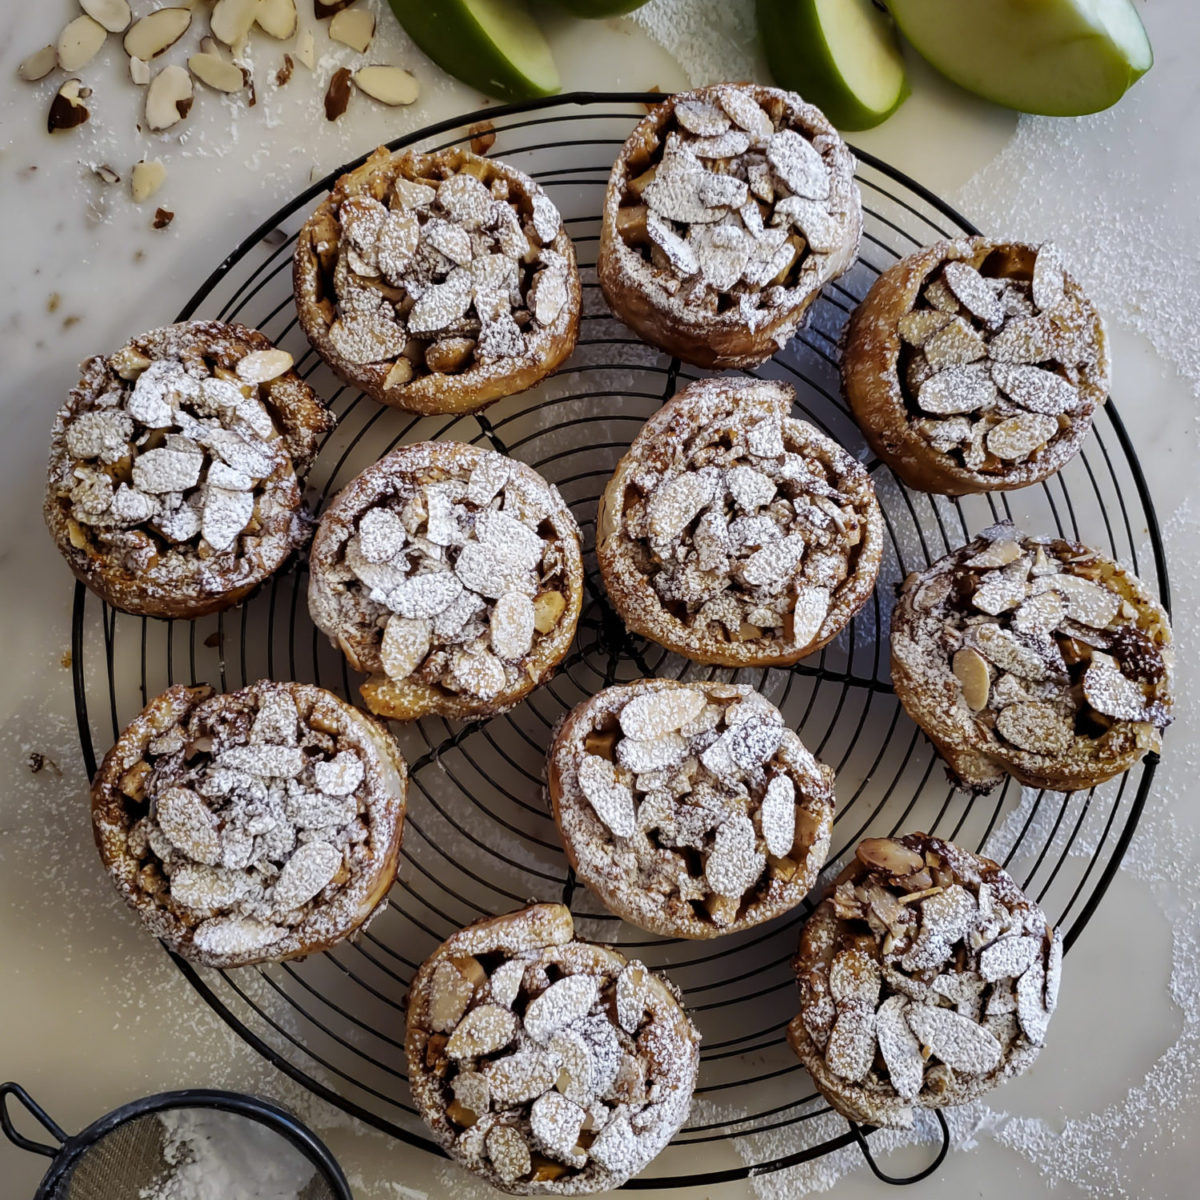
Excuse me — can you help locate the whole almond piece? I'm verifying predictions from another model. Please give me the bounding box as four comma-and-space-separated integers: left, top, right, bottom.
210, 0, 260, 47
48, 79, 91, 133
952, 647, 991, 712
329, 7, 375, 52
353, 65, 420, 107
18, 45, 57, 82
145, 64, 194, 130
123, 7, 192, 61
82, 0, 132, 33
57, 15, 108, 72
256, 0, 298, 39
188, 52, 245, 93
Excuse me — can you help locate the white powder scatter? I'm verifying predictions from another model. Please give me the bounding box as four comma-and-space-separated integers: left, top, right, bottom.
630, 0, 761, 87
140, 1107, 319, 1200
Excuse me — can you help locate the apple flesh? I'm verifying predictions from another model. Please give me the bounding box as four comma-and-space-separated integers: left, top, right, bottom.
886, 0, 1152, 116
549, 0, 650, 16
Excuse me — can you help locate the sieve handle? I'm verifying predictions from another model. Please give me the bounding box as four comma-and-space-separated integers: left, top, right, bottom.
0, 1083, 68, 1158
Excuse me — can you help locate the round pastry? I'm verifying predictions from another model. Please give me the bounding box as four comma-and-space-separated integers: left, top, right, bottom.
405, 903, 700, 1194
45, 321, 334, 619
293, 145, 581, 414
788, 834, 1062, 1129
891, 522, 1173, 794
597, 82, 861, 369
842, 238, 1109, 494
596, 377, 883, 667
308, 441, 584, 721
548, 680, 835, 938
91, 679, 408, 969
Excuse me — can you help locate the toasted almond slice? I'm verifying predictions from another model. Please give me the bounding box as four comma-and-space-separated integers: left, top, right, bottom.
211, 0, 261, 46
131, 159, 166, 203
524, 976, 600, 1044
353, 64, 419, 106
256, 0, 298, 39
445, 1004, 519, 1058
188, 52, 245, 93
829, 948, 881, 1007
236, 348, 293, 383
856, 837, 925, 876
996, 701, 1072, 755
57, 15, 108, 72
123, 7, 191, 61
532, 590, 565, 633
897, 309, 953, 347
82, 0, 132, 33
294, 28, 316, 69
986, 412, 1058, 461
129, 55, 150, 85
48, 78, 90, 133
329, 7, 375, 52
18, 45, 57, 82
145, 64, 194, 131
486, 1125, 531, 1186
953, 647, 991, 711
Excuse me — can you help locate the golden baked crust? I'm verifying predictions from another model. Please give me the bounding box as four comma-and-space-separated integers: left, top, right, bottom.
293, 146, 581, 415
597, 82, 861, 369
548, 679, 835, 939
891, 522, 1173, 794
788, 834, 1059, 1129
596, 377, 883, 667
842, 238, 1109, 495
44, 321, 333, 619
405, 903, 700, 1194
91, 680, 408, 969
308, 441, 584, 721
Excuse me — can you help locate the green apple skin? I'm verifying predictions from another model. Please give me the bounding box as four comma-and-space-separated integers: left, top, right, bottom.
387, 0, 560, 102
549, 0, 650, 16
757, 0, 910, 130
887, 0, 1152, 116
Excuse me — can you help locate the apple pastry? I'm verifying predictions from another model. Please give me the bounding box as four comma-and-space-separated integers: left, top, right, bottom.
294, 145, 581, 414
891, 522, 1172, 793
597, 82, 861, 369
308, 441, 584, 721
788, 833, 1061, 1128
405, 903, 700, 1193
44, 321, 333, 619
91, 680, 408, 969
842, 238, 1109, 494
597, 377, 883, 667
548, 680, 835, 938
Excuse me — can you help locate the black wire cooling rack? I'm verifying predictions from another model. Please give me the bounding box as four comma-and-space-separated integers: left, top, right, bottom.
70, 93, 1170, 1188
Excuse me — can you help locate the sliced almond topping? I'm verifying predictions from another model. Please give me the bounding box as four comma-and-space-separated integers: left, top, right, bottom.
917, 363, 998, 415
856, 837, 925, 876
966, 539, 1022, 568
483, 1049, 559, 1105
1031, 243, 1067, 312
1048, 573, 1120, 627
906, 1003, 1002, 1073
294, 28, 316, 69
705, 814, 764, 899
614, 963, 648, 1034
353, 64, 420, 106
329, 6, 375, 52
524, 976, 600, 1044
486, 1125, 531, 1185
829, 948, 881, 1008
48, 79, 90, 133
923, 317, 987, 370
991, 362, 1078, 415
129, 55, 150, 85
826, 1003, 877, 1082
986, 412, 1058, 461
155, 785, 221, 864
532, 590, 566, 634
236, 348, 293, 383
952, 647, 991, 712
131, 159, 166, 203
18, 45, 57, 82
897, 309, 954, 347
145, 64, 194, 131
188, 52, 246, 93
530, 1092, 587, 1167
1082, 657, 1148, 719
760, 774, 796, 858
618, 687, 705, 741
490, 591, 535, 660
446, 1004, 519, 1059
942, 261, 1005, 329
979, 934, 1041, 982
255, 0, 298, 39
57, 15, 108, 72
210, 0, 260, 47
123, 7, 191, 61
1016, 958, 1051, 1044
996, 701, 1072, 755
429, 960, 476, 1032
82, 0, 132, 34
876, 995, 924, 1099
273, 840, 340, 910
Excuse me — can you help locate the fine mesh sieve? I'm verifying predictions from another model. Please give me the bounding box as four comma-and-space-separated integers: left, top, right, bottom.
2, 1083, 351, 1200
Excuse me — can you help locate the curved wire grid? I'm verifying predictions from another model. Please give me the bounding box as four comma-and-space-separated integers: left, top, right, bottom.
69, 93, 1170, 1186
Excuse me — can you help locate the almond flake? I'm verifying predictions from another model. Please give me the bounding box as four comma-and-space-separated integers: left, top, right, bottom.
83, 0, 132, 33
616, 733, 686, 774
647, 212, 699, 275
48, 78, 90, 132
906, 1003, 1002, 1073
353, 64, 419, 106
771, 195, 840, 253
991, 362, 1078, 415
689, 130, 750, 158
715, 85, 773, 135
588, 1115, 637, 1174
329, 7, 375, 51
986, 412, 1058, 461
830, 948, 881, 1007
971, 624, 1048, 679
193, 915, 284, 957
324, 66, 352, 121
273, 840, 340, 910
490, 592, 534, 659
379, 615, 431, 681
577, 755, 635, 838
826, 1002, 876, 1082
447, 1004, 519, 1059
188, 52, 245, 93
918, 363, 999, 415
1031, 243, 1067, 312
145, 64, 194, 131
923, 317, 987, 370
530, 1092, 586, 1166
18, 45, 57, 82
1047, 573, 1120, 627
236, 348, 293, 383
390, 572, 462, 619
966, 539, 1022, 568
57, 15, 107, 72
675, 99, 731, 136
614, 963, 648, 1034
897, 310, 954, 347
202, 486, 253, 551
706, 814, 764, 898
156, 786, 221, 864
988, 315, 1059, 363
766, 129, 829, 200
123, 7, 191, 60
953, 647, 991, 711
619, 687, 705, 740
876, 995, 924, 1099
133, 446, 202, 493
979, 934, 1041, 982
995, 701, 1072, 755
1082, 657, 1148, 719
524, 975, 599, 1044
131, 159, 166, 203
256, 0, 298, 39
1016, 958, 1051, 1044
210, 0, 259, 46
294, 28, 316, 69
485, 1125, 531, 1184
942, 261, 1005, 329
1012, 590, 1067, 633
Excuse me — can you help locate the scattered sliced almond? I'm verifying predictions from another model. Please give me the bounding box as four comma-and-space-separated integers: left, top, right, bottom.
18, 45, 57, 82
188, 52, 245, 93
57, 15, 108, 73
325, 67, 352, 121
48, 79, 90, 133
129, 55, 150, 85
123, 7, 191, 61
255, 0, 298, 39
953, 647, 991, 711
92, 163, 121, 184
294, 28, 316, 69
330, 7, 375, 52
353, 64, 419, 106
131, 159, 166, 203
276, 54, 294, 87
153, 207, 175, 229
145, 64, 194, 131
82, 0, 132, 34
210, 0, 261, 47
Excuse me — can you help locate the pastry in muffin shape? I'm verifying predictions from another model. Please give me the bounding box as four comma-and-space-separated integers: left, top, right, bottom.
405, 903, 700, 1194
308, 441, 584, 721
596, 376, 883, 667
294, 145, 581, 414
789, 833, 1062, 1129
45, 320, 334, 618
91, 680, 407, 969
548, 679, 835, 938
890, 522, 1172, 794
842, 238, 1109, 494
597, 82, 861, 369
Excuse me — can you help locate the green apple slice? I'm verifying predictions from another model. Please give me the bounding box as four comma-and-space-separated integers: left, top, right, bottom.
887, 0, 1152, 116
386, 0, 560, 101
549, 0, 649, 16
756, 0, 909, 130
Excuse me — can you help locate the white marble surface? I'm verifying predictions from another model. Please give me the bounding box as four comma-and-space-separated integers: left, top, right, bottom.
2, 2, 1198, 1198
